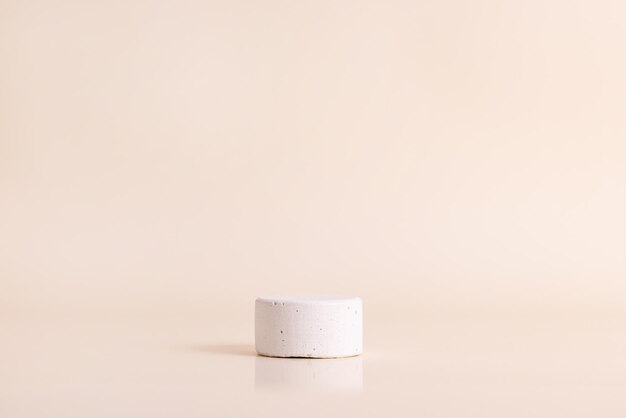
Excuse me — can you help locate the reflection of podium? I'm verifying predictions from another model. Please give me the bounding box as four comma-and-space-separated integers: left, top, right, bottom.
255, 355, 363, 392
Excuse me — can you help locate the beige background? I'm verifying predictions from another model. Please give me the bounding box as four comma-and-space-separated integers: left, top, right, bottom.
1, 0, 626, 416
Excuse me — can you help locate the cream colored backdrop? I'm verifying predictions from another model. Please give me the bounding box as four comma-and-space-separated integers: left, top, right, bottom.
2, 0, 625, 321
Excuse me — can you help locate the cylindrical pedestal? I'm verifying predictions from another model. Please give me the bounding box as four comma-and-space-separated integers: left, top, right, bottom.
255, 296, 363, 358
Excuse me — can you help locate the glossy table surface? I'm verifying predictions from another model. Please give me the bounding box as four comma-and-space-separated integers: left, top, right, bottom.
2, 307, 625, 418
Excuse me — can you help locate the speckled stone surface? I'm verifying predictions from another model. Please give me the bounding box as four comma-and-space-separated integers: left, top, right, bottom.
255, 296, 363, 358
